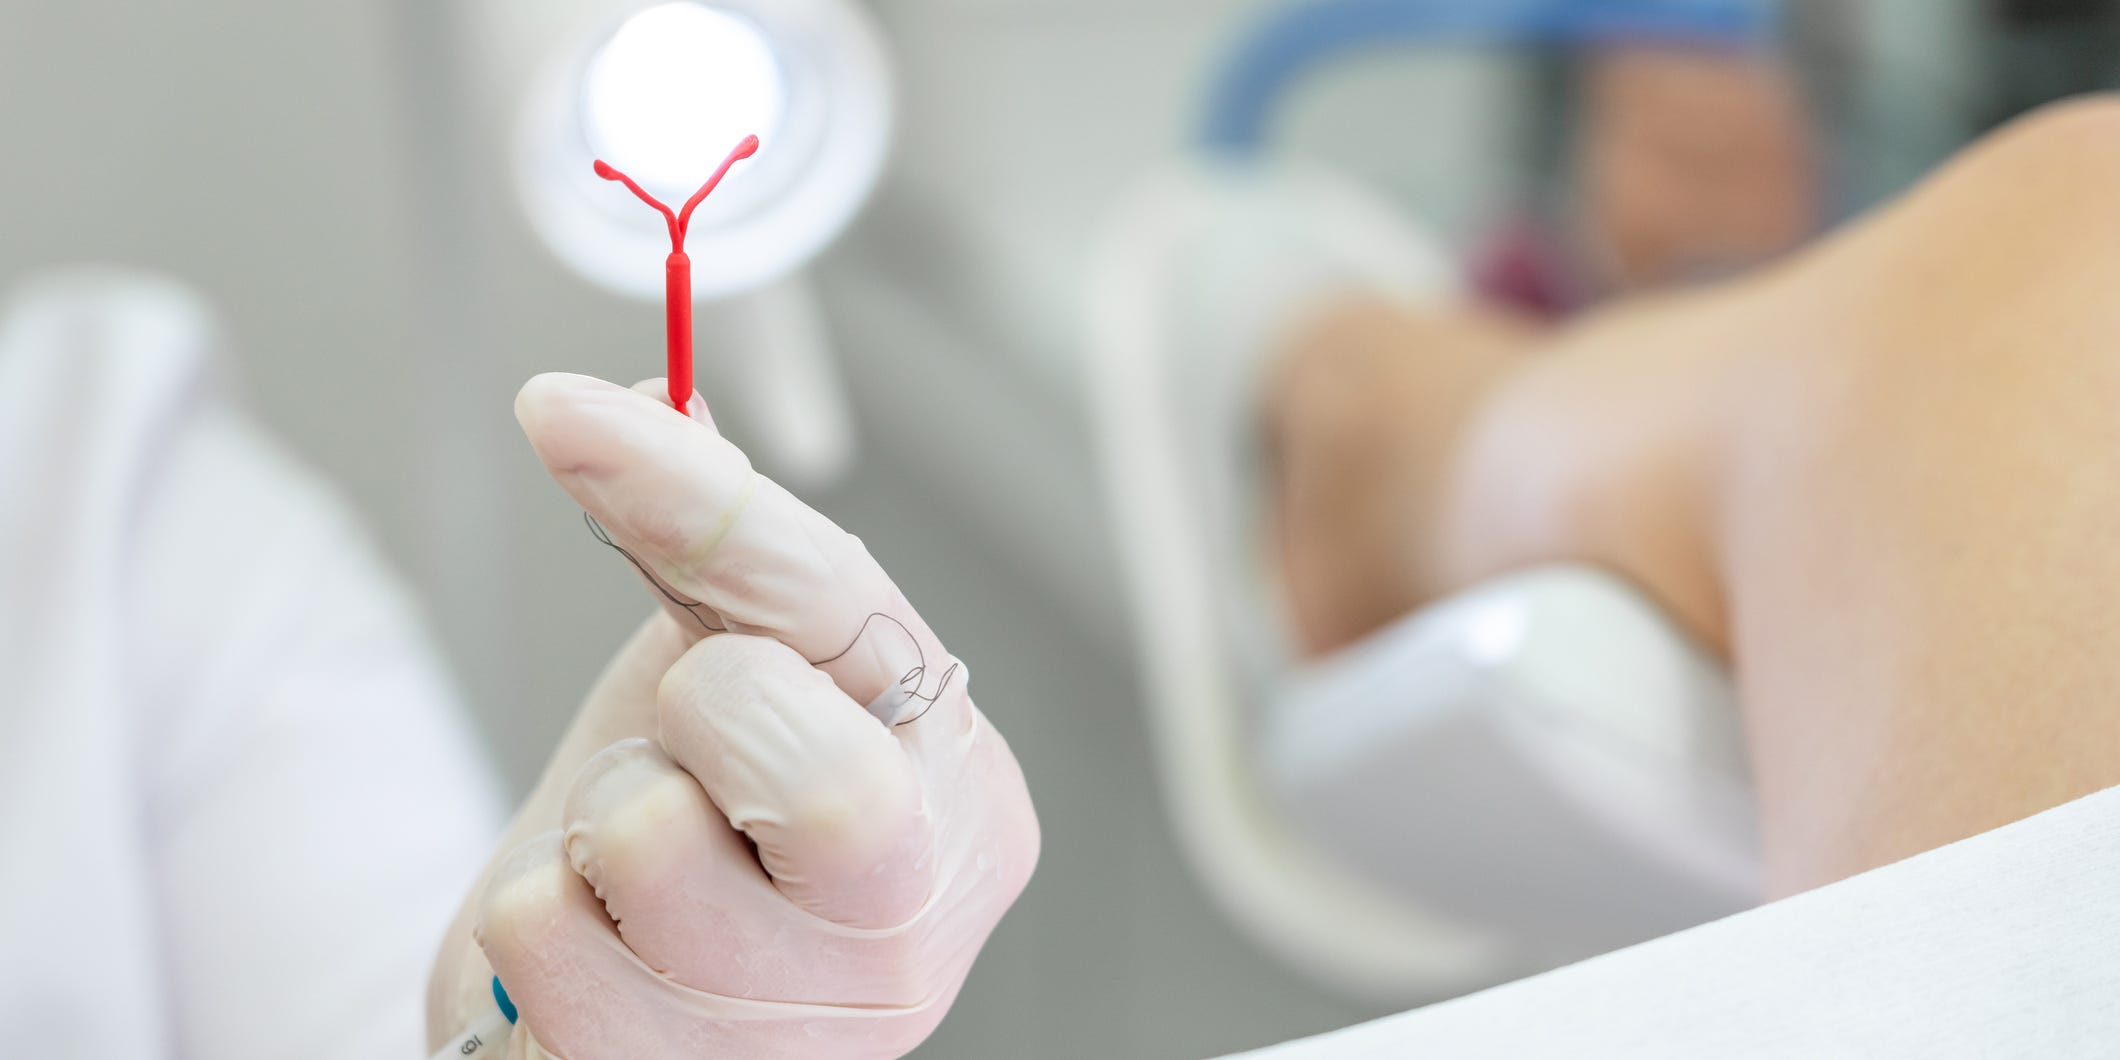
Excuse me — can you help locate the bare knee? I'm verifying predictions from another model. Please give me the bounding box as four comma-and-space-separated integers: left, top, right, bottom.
1978, 92, 2120, 173
1860, 93, 2120, 304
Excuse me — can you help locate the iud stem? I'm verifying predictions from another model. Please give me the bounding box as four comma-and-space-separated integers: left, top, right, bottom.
665, 250, 692, 412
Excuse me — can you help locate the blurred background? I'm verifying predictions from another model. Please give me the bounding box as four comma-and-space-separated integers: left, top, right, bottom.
3, 0, 2116, 1055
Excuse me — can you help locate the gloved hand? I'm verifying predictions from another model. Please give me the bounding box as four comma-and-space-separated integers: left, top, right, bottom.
426, 373, 1039, 1059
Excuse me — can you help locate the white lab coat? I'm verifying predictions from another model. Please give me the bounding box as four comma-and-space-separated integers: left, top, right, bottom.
0, 270, 502, 1058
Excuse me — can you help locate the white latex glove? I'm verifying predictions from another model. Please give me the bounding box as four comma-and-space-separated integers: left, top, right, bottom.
427, 373, 1038, 1059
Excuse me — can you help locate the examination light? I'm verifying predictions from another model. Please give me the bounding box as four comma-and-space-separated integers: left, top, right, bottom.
518, 0, 893, 301
580, 4, 785, 196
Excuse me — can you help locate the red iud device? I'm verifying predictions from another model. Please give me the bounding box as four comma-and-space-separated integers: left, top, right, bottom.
593, 134, 761, 414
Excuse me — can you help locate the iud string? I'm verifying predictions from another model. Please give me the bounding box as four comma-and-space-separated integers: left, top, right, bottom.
593, 134, 760, 413
582, 512, 956, 728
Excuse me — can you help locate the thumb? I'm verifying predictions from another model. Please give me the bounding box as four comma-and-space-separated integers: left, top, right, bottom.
629, 376, 719, 433
425, 613, 687, 1056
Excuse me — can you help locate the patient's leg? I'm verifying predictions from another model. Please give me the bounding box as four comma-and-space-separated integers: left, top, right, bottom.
1274, 96, 2120, 897
1266, 304, 1541, 656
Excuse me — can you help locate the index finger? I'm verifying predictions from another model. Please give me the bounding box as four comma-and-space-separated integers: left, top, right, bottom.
515, 372, 964, 727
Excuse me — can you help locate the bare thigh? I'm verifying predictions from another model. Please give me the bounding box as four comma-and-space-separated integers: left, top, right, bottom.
1439, 97, 2120, 896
